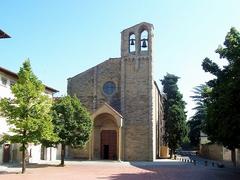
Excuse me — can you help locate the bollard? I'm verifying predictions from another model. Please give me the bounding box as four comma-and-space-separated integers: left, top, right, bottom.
205, 161, 208, 166
212, 162, 214, 167
217, 163, 224, 168
174, 155, 176, 160
194, 160, 196, 165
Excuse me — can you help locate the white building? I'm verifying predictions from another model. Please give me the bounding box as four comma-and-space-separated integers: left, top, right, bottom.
0, 66, 60, 164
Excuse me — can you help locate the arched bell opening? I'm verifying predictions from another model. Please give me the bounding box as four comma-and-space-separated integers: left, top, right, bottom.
140, 30, 149, 51
129, 33, 136, 53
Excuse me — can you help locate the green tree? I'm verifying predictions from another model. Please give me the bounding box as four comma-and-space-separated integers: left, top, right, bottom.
161, 73, 189, 158
0, 60, 58, 173
51, 95, 92, 166
188, 84, 209, 148
202, 27, 240, 167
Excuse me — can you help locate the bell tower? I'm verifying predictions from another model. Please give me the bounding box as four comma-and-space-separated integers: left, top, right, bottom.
121, 22, 154, 57
120, 22, 155, 161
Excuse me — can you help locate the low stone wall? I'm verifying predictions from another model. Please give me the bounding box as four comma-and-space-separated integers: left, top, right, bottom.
67, 146, 89, 159
160, 146, 169, 158
200, 144, 223, 160
200, 144, 240, 165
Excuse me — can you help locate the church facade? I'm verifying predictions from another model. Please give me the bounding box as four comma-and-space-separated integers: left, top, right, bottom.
67, 22, 166, 161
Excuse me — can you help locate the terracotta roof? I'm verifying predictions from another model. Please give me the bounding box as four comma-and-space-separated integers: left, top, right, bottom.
0, 29, 11, 39
0, 66, 59, 93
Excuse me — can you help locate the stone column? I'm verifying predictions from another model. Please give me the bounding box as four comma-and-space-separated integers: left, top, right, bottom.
118, 127, 122, 161
91, 129, 95, 160
88, 138, 92, 160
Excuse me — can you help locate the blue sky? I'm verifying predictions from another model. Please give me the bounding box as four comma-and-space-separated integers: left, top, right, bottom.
1, 0, 240, 119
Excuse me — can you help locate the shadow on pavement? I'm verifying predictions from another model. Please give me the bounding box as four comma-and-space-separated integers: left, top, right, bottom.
107, 170, 240, 180
105, 160, 240, 180
0, 163, 59, 175
0, 171, 20, 175
108, 165, 240, 180
27, 163, 60, 168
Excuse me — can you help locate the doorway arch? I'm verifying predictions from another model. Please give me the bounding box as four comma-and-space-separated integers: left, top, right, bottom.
89, 103, 123, 160
93, 113, 118, 160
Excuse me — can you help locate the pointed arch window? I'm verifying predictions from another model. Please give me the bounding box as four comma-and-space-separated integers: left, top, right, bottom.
140, 30, 148, 51
129, 33, 136, 53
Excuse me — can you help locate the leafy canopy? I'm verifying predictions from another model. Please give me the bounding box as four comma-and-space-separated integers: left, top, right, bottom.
52, 95, 92, 148
188, 84, 209, 147
161, 73, 189, 153
202, 27, 240, 150
0, 60, 58, 147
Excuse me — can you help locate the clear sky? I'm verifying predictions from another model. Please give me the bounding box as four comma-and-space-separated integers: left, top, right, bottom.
1, 0, 240, 119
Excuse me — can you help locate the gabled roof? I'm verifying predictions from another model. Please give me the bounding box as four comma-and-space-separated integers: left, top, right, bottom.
0, 66, 58, 93
92, 102, 123, 127
67, 58, 121, 81
0, 29, 11, 39
121, 22, 154, 33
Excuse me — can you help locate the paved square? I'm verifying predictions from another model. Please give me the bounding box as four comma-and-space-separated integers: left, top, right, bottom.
0, 160, 240, 180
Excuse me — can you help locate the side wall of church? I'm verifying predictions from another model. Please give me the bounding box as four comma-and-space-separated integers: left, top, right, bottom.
152, 81, 164, 158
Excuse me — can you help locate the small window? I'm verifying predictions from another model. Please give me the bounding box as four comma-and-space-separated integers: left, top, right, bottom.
1, 77, 7, 86
103, 81, 116, 95
10, 80, 15, 87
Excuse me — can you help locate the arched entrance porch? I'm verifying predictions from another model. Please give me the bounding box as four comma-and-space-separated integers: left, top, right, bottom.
89, 103, 123, 161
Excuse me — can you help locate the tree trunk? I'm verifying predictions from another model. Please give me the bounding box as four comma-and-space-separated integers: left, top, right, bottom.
22, 143, 26, 174
60, 144, 65, 166
231, 149, 237, 167
170, 149, 173, 159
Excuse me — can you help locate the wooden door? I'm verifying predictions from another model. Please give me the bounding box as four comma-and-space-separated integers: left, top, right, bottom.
3, 144, 11, 163
100, 130, 117, 160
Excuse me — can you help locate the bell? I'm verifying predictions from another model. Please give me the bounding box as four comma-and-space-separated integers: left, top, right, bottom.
142, 39, 147, 48
130, 38, 135, 45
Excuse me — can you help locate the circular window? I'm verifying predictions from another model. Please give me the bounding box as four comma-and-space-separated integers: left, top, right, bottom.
103, 81, 116, 95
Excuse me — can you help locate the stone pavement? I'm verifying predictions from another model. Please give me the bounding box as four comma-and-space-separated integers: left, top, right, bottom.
0, 159, 240, 180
